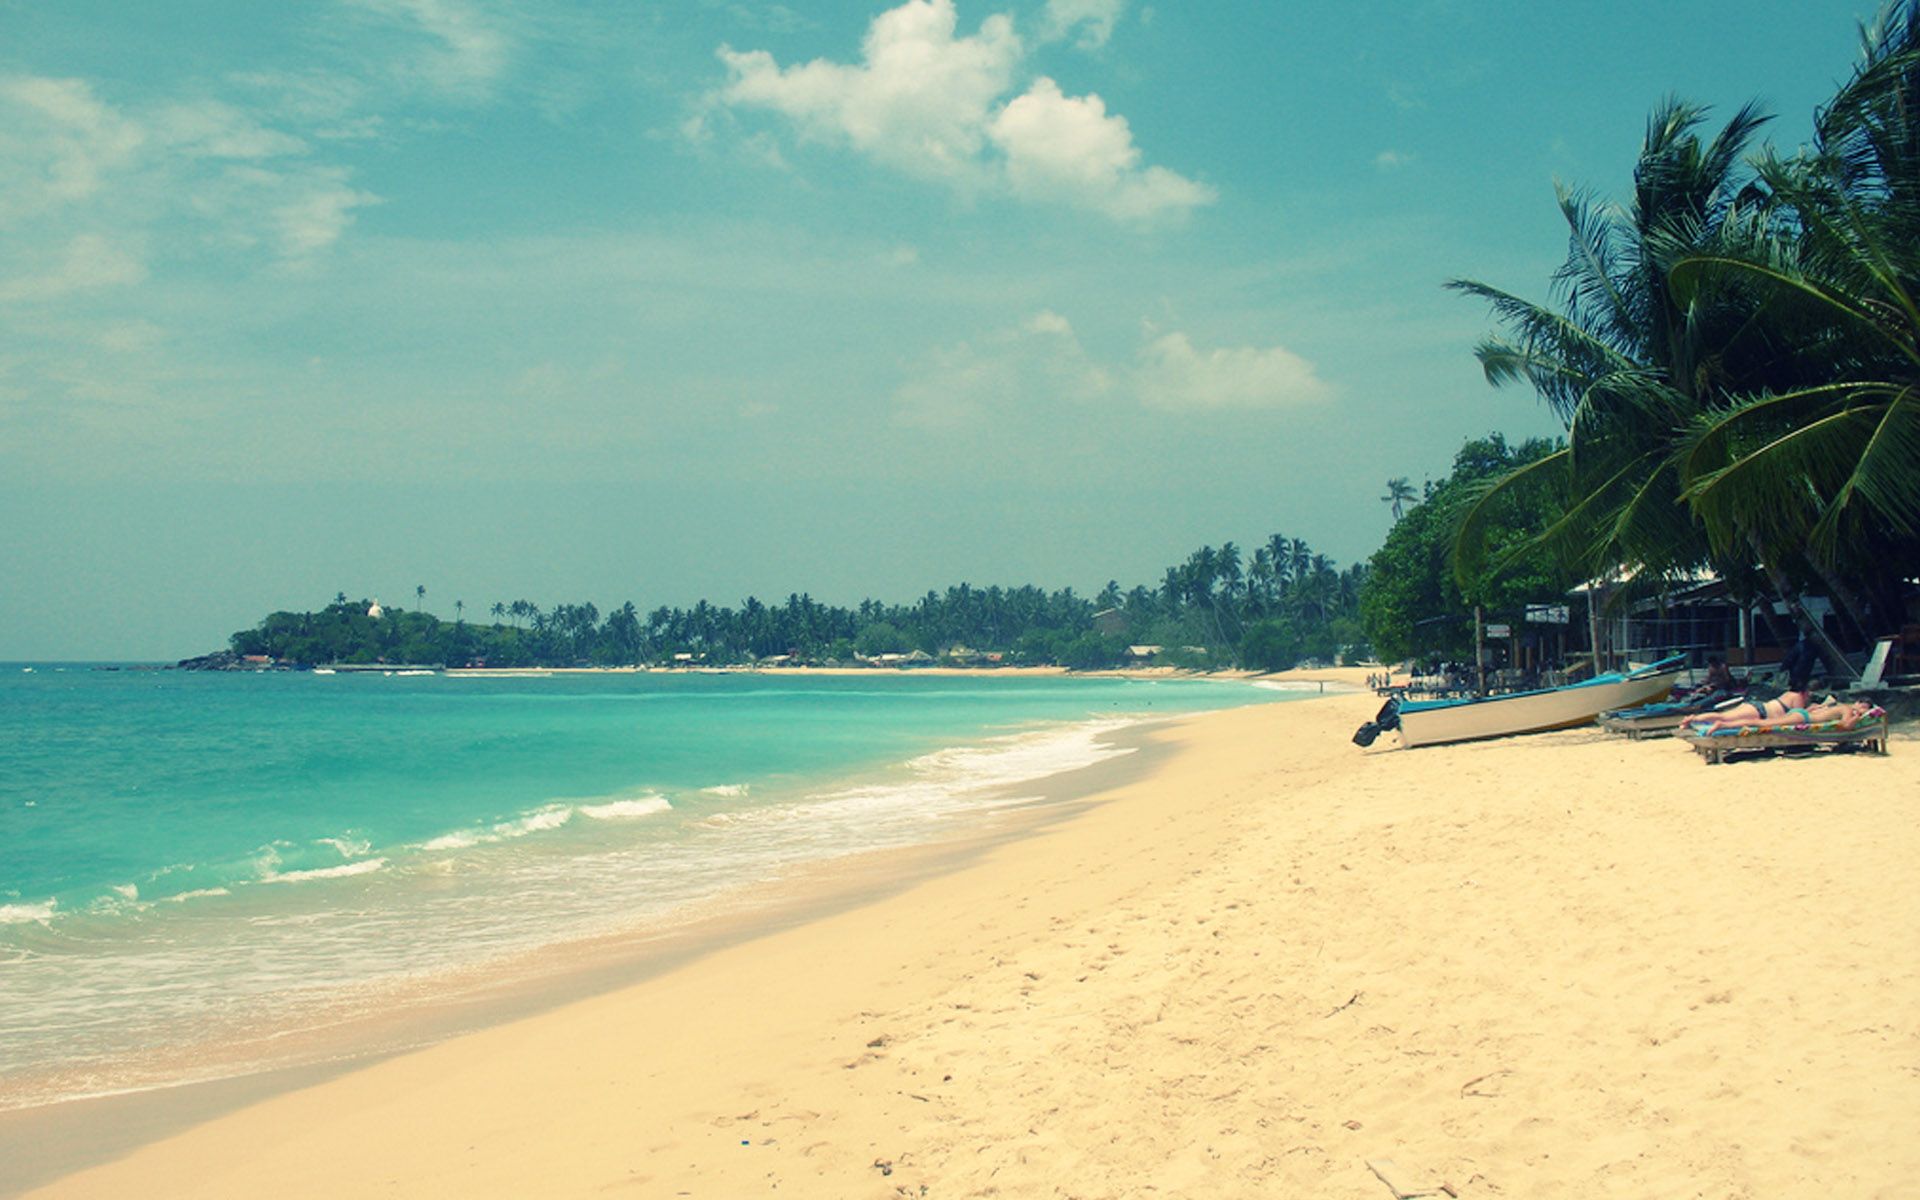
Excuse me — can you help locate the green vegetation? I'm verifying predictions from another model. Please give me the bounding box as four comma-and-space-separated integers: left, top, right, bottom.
1359, 435, 1575, 663
225, 532, 1369, 671
1444, 2, 1920, 662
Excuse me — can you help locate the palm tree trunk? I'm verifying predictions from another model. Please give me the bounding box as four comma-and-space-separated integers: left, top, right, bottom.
1750, 534, 1856, 681
1804, 558, 1875, 645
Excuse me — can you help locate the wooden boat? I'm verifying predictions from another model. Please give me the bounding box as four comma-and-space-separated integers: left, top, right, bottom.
1355, 656, 1685, 749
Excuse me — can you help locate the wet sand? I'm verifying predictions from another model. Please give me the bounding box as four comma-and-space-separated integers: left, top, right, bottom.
14, 675, 1917, 1198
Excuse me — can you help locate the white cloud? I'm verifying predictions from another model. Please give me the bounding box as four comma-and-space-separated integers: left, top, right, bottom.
895, 311, 1322, 425
0, 76, 147, 220
273, 172, 383, 261
1134, 330, 1329, 409
346, 0, 514, 101
1025, 308, 1073, 335
893, 306, 1110, 426
712, 0, 1208, 222
989, 77, 1213, 220
1373, 148, 1410, 170
718, 0, 1020, 183
0, 233, 147, 302
154, 100, 309, 160
0, 73, 381, 280
1039, 0, 1125, 49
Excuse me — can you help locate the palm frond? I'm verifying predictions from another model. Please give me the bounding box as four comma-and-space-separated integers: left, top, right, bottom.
1552, 182, 1637, 351
1672, 253, 1910, 356
1675, 381, 1869, 484
1682, 403, 1878, 558
1809, 381, 1920, 545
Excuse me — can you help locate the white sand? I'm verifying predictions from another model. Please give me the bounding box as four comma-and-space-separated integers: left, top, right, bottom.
19, 679, 1918, 1198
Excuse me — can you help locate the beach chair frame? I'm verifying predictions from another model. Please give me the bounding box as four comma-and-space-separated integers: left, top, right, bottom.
1598, 711, 1691, 739
1681, 714, 1892, 765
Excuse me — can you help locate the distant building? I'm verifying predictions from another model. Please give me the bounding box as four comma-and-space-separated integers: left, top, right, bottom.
367, 599, 384, 618
1092, 608, 1128, 637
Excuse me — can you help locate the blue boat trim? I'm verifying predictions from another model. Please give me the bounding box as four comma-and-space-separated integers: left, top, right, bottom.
1398, 654, 1685, 714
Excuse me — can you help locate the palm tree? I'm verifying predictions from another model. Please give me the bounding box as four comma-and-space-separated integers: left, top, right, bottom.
1262, 533, 1292, 592
1248, 545, 1276, 613
1287, 538, 1312, 592
1447, 96, 1776, 589
1381, 477, 1416, 521
1667, 4, 1920, 633
415, 584, 426, 613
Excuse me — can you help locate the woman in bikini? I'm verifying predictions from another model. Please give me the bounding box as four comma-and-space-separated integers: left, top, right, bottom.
1682, 676, 1883, 733
1682, 676, 1817, 732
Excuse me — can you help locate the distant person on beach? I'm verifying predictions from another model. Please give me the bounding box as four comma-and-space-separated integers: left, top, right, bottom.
1701, 656, 1735, 693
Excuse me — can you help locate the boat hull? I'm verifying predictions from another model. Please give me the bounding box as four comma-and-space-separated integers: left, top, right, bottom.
1395, 668, 1682, 748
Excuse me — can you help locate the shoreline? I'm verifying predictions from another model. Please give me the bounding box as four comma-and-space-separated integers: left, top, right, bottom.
0, 692, 1205, 1193
13, 673, 1916, 1197
3, 671, 1292, 1118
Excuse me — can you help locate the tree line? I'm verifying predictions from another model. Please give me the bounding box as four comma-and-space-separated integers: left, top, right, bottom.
225, 534, 1369, 671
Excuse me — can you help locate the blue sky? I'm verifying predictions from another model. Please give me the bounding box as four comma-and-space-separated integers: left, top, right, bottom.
0, 0, 1875, 657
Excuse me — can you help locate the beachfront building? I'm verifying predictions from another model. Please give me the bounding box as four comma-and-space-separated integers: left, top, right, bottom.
1570, 568, 1916, 685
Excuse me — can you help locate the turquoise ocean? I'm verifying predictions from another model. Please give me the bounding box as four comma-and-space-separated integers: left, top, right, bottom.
0, 666, 1303, 1110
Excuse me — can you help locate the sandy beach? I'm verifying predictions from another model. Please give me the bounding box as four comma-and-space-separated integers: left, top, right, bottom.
11, 675, 1917, 1199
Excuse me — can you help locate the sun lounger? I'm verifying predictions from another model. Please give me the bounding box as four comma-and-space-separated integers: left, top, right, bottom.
1600, 710, 1691, 738
1679, 706, 1892, 765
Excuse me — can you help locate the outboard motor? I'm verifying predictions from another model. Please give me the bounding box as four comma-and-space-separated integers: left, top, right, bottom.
1351, 697, 1401, 747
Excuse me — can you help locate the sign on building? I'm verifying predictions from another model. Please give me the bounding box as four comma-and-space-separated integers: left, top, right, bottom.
1525, 604, 1571, 625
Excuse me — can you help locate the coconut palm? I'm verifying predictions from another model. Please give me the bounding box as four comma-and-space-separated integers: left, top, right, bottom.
1667, 2, 1920, 629
1381, 477, 1417, 521
1446, 96, 1776, 592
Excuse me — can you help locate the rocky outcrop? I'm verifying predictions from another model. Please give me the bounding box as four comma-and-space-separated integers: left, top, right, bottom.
174, 650, 245, 671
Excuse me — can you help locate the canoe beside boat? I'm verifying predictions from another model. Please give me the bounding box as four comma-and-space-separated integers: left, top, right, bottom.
1354, 656, 1686, 749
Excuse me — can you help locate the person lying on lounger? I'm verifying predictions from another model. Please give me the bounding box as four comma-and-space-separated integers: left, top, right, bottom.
1681, 677, 1816, 731
1683, 694, 1878, 734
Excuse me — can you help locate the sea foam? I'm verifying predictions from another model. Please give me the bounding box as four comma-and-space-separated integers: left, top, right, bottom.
263, 858, 388, 884
419, 804, 578, 851
0, 900, 57, 925
578, 795, 672, 820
